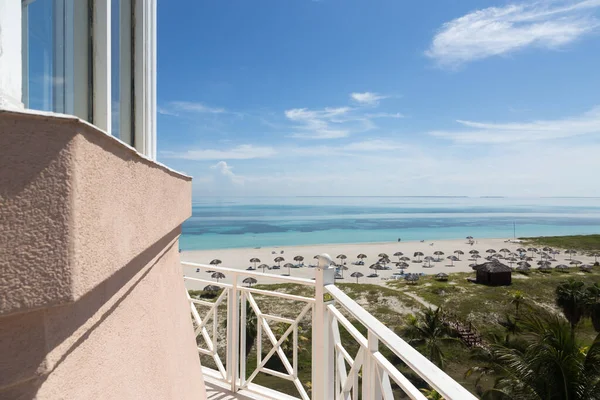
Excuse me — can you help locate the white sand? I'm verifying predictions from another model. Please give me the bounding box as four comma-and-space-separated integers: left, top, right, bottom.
181, 238, 596, 290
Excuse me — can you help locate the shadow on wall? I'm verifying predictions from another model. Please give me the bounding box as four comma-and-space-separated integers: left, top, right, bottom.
0, 226, 181, 397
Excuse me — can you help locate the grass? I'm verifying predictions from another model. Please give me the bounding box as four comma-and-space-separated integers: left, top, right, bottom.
520, 234, 600, 252
190, 235, 600, 397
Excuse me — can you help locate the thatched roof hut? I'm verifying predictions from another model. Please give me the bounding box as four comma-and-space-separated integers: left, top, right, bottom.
472, 260, 512, 286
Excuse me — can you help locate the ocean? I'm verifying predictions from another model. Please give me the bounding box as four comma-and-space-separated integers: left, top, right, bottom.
180, 197, 600, 250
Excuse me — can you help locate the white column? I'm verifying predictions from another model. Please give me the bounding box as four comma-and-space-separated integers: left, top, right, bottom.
92, 0, 111, 133
0, 0, 23, 109
133, 0, 157, 159
312, 254, 335, 400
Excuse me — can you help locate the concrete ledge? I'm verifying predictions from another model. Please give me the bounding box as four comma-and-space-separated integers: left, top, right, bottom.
0, 110, 192, 317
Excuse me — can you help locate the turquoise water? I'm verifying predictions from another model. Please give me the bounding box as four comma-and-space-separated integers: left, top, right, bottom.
180, 197, 600, 250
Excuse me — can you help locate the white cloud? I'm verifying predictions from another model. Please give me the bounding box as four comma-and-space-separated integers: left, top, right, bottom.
350, 92, 389, 106
364, 112, 404, 119
162, 145, 276, 160
160, 101, 227, 115
427, 0, 600, 67
284, 107, 354, 139
429, 106, 600, 143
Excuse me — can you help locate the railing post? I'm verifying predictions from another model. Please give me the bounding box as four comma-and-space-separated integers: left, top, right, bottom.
363, 331, 382, 400
227, 273, 240, 392
312, 254, 335, 400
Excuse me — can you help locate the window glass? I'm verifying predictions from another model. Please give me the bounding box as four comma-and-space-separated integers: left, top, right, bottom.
22, 0, 73, 114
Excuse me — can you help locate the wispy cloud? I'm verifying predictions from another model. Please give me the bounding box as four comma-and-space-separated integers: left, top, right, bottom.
283, 92, 401, 139
426, 0, 600, 67
158, 101, 227, 116
210, 161, 244, 185
162, 144, 276, 160
350, 92, 389, 106
429, 106, 600, 143
284, 107, 355, 139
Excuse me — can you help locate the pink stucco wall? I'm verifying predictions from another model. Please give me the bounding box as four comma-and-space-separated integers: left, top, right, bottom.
0, 110, 206, 399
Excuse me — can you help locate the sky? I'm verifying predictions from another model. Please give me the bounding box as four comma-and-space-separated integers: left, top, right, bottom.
156, 0, 600, 197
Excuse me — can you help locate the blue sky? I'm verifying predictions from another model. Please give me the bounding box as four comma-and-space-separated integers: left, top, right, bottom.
156, 0, 600, 197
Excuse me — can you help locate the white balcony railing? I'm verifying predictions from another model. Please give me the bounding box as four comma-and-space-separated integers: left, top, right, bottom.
182, 255, 476, 400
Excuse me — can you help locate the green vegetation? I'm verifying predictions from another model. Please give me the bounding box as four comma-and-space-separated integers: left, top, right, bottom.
520, 234, 600, 252
188, 235, 600, 397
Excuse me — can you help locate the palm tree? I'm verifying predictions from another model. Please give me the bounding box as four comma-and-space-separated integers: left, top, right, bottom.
556, 279, 587, 334
587, 283, 600, 333
483, 312, 600, 400
510, 290, 525, 318
241, 302, 258, 357
401, 308, 459, 369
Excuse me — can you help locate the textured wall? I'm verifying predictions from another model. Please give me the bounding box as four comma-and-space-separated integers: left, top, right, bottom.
0, 111, 205, 399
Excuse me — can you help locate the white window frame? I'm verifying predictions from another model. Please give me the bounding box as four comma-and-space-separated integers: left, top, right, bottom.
8, 0, 157, 159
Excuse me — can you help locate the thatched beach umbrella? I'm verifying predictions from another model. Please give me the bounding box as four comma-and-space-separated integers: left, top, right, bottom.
580, 264, 593, 272
379, 257, 390, 268
517, 261, 531, 268
338, 265, 349, 278
564, 249, 577, 260
590, 252, 600, 263
336, 254, 347, 265
466, 236, 473, 240
350, 272, 364, 283
569, 260, 582, 266
404, 274, 419, 284
211, 272, 225, 282
507, 257, 518, 267
542, 247, 553, 254
243, 277, 257, 287
527, 247, 538, 258
556, 264, 569, 272
393, 252, 404, 261
283, 263, 294, 276
396, 262, 409, 269
249, 258, 260, 269
294, 255, 305, 265
486, 249, 496, 254
454, 250, 464, 260
516, 247, 526, 253
413, 251, 424, 262
258, 263, 270, 273
424, 256, 434, 267
447, 255, 459, 266
206, 270, 215, 274
378, 253, 389, 259
435, 272, 449, 281
433, 250, 445, 261
472, 254, 482, 260
499, 248, 510, 255
537, 260, 551, 267
369, 263, 384, 276
357, 254, 367, 262
274, 256, 285, 267
538, 265, 552, 273
400, 256, 411, 262
210, 259, 222, 266
516, 265, 530, 273
203, 285, 220, 292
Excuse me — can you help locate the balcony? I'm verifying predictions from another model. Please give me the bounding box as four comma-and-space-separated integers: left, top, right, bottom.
183, 257, 476, 400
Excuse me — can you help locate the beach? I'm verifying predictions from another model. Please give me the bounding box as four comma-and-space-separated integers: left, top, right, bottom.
181, 237, 597, 289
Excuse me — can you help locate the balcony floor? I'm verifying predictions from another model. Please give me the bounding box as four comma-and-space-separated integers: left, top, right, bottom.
204, 376, 276, 400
